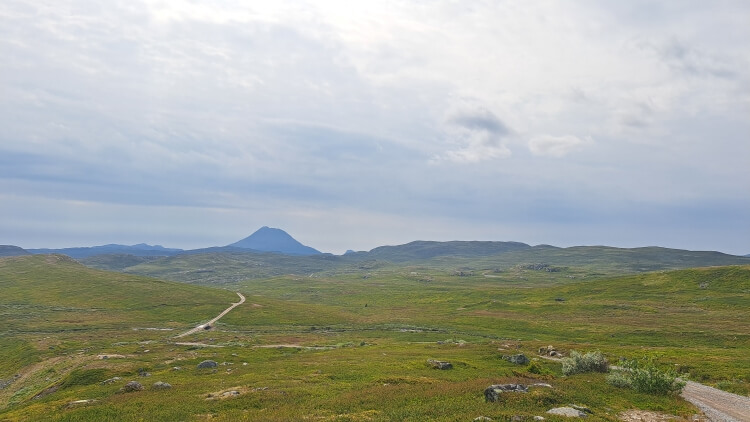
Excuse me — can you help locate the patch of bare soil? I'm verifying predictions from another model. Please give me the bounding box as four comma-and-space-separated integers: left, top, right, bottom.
619, 410, 704, 422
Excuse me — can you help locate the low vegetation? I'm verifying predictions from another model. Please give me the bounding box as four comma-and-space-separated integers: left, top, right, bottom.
0, 255, 747, 421
561, 351, 609, 376
607, 358, 686, 395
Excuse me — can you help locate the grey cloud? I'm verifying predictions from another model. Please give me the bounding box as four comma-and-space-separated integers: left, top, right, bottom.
449, 107, 510, 139
658, 40, 737, 79
433, 106, 514, 163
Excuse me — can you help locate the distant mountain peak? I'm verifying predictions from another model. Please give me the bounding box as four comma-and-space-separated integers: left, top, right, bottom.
227, 227, 320, 256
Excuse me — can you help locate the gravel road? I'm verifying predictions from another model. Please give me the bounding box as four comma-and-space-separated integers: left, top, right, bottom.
175, 292, 245, 338
681, 381, 750, 422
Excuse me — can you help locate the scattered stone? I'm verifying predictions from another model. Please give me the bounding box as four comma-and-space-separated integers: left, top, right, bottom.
546, 407, 587, 418
139, 372, 151, 377
474, 417, 492, 421
197, 360, 218, 369
119, 381, 144, 393
221, 390, 240, 398
484, 384, 528, 402
427, 359, 453, 370
511, 416, 524, 422
32, 385, 59, 399
504, 354, 530, 365
101, 377, 122, 385
152, 381, 172, 390
539, 346, 562, 357
533, 417, 545, 421
172, 366, 181, 371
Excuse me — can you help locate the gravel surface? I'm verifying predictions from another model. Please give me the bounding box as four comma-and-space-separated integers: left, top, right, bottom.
175, 292, 245, 338
681, 381, 750, 422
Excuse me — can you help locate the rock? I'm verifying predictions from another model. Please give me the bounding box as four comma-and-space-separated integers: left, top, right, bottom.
569, 404, 591, 414
484, 384, 528, 402
546, 407, 587, 418
197, 360, 218, 369
511, 416, 524, 422
427, 359, 453, 370
139, 372, 151, 377
504, 354, 529, 365
119, 381, 144, 393
534, 417, 545, 421
221, 390, 240, 397
474, 417, 492, 421
66, 399, 97, 408
152, 381, 172, 390
101, 376, 122, 385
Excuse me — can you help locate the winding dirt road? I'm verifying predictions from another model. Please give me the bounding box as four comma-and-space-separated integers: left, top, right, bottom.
681, 381, 750, 422
175, 292, 245, 338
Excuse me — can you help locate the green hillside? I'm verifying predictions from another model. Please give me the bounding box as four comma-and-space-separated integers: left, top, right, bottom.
82, 244, 750, 287
1, 256, 747, 421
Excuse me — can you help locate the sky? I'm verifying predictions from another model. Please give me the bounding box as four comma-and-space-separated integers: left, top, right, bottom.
1, 1, 749, 255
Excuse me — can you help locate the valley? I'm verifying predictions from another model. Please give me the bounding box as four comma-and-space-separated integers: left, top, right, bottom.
0, 241, 748, 421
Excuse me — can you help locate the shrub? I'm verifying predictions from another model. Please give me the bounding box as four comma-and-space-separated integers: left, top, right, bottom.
607, 358, 685, 395
605, 371, 631, 388
527, 361, 543, 374
561, 350, 609, 375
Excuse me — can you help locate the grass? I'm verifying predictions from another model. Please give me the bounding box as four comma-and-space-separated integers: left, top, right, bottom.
0, 255, 748, 421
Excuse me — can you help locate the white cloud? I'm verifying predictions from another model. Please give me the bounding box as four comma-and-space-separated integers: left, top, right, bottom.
0, 0, 748, 253
528, 135, 593, 157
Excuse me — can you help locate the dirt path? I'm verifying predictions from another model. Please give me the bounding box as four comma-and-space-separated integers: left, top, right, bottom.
681, 381, 750, 422
175, 292, 245, 338
538, 355, 749, 421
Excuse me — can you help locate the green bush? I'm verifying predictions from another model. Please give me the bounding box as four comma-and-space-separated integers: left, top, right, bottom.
607, 358, 685, 395
561, 350, 609, 375
605, 371, 631, 388
527, 361, 551, 375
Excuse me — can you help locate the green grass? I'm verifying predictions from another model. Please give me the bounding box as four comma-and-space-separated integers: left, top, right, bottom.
1, 255, 748, 421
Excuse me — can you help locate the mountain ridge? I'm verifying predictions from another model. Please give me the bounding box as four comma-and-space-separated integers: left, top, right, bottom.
0, 245, 31, 257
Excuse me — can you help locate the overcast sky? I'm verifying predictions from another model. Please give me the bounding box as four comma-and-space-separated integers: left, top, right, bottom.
1, 1, 749, 254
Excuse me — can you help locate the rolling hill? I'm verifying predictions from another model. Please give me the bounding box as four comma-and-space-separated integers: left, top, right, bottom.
83, 241, 750, 286
0, 245, 30, 257
28, 244, 182, 259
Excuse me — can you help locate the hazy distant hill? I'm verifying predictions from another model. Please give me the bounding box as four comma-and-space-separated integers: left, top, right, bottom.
348, 240, 531, 262
227, 226, 320, 255
0, 245, 30, 257
83, 240, 750, 286
28, 243, 183, 259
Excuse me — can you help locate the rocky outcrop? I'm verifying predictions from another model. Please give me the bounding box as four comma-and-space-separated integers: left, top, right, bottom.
484, 384, 528, 402
503, 354, 529, 365
152, 381, 172, 390
547, 407, 588, 418
197, 360, 218, 369
427, 359, 453, 370
538, 345, 562, 357
119, 381, 144, 393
